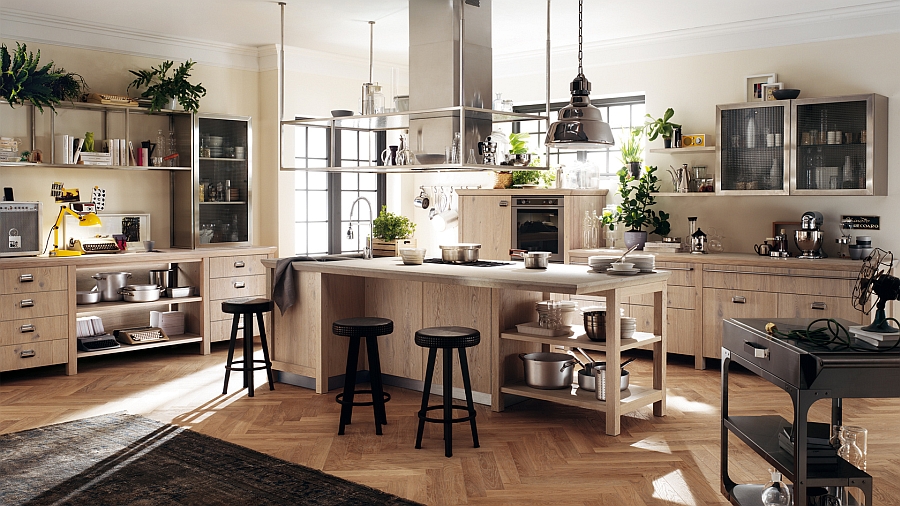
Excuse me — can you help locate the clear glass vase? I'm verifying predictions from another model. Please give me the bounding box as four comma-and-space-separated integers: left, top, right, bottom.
760, 470, 791, 506
838, 425, 867, 471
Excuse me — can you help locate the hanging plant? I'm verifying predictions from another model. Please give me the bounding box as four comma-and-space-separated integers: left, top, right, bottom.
128, 60, 206, 113
0, 43, 88, 113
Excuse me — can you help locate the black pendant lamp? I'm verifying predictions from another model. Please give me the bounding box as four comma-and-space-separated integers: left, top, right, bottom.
545, 0, 615, 149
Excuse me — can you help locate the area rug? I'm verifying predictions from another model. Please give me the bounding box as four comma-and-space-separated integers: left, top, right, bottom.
0, 412, 420, 506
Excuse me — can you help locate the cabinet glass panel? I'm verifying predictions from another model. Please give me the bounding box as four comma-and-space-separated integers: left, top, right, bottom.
794, 100, 867, 191
198, 117, 249, 245
717, 103, 788, 193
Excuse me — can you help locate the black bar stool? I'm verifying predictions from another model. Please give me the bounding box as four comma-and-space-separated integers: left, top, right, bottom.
332, 317, 393, 436
414, 326, 480, 457
222, 297, 275, 397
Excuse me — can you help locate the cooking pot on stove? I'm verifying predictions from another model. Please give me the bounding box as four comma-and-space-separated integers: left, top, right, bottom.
439, 243, 481, 263
509, 249, 551, 269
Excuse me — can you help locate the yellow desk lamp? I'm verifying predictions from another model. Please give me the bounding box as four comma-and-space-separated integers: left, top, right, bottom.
50, 205, 102, 256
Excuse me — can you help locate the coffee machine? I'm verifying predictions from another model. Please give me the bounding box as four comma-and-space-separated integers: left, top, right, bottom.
795, 211, 826, 259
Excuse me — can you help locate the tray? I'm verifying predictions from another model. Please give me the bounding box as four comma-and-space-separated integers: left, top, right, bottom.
515, 322, 573, 337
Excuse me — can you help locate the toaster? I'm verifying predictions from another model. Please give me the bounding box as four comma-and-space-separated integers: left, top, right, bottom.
0, 202, 42, 257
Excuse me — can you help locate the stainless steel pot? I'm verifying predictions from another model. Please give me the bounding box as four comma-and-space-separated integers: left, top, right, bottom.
119, 284, 161, 303
439, 243, 481, 263
519, 352, 575, 389
91, 272, 132, 301
509, 249, 551, 269
593, 365, 631, 400
76, 289, 100, 305
149, 269, 174, 296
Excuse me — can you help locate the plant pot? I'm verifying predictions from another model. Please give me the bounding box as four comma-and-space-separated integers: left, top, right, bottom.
624, 231, 648, 251
627, 162, 642, 179
372, 238, 417, 257
663, 138, 672, 149
166, 97, 179, 110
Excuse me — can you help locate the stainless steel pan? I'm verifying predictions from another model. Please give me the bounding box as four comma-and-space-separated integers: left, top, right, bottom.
439, 243, 481, 263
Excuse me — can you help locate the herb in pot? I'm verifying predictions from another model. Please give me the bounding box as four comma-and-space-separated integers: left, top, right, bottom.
372, 206, 416, 241
128, 60, 206, 113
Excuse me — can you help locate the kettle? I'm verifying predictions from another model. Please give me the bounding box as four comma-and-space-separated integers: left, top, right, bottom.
754, 241, 771, 256
668, 164, 691, 193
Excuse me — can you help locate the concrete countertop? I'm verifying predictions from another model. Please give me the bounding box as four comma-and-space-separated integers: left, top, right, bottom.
262, 256, 669, 295
0, 246, 276, 269
569, 249, 867, 271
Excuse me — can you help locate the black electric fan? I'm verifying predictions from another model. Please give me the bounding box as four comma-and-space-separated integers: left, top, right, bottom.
852, 248, 900, 333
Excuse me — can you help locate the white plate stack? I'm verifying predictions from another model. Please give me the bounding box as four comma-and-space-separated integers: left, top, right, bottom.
588, 255, 620, 272
620, 317, 637, 340
535, 300, 577, 329
628, 253, 656, 273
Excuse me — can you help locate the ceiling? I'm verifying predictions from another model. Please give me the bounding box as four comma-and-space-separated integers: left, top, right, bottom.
1, 0, 895, 65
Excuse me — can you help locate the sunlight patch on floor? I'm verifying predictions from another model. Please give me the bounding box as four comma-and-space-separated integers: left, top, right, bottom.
666, 394, 716, 414
631, 437, 672, 454
652, 469, 697, 505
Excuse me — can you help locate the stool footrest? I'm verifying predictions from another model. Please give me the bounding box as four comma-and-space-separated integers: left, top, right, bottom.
225, 359, 272, 373
418, 404, 476, 425
336, 389, 391, 408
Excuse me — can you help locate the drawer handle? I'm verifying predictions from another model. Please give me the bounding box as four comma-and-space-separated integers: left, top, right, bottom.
704, 268, 856, 281
20, 299, 35, 308
499, 200, 509, 207
744, 341, 770, 359
19, 273, 34, 282
661, 266, 694, 271
20, 323, 35, 333
732, 296, 747, 304
233, 281, 246, 289
811, 302, 827, 310
234, 261, 245, 268
20, 349, 36, 358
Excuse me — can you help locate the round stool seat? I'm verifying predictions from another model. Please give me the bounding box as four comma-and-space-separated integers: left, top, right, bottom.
222, 297, 274, 315
333, 317, 393, 337
415, 326, 480, 349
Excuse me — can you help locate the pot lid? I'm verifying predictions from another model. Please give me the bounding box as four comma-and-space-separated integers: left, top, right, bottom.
122, 284, 161, 291
439, 243, 481, 249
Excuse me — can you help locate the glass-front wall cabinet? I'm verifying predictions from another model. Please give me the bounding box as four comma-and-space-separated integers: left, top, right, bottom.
716, 101, 790, 195
790, 94, 887, 196
196, 115, 250, 246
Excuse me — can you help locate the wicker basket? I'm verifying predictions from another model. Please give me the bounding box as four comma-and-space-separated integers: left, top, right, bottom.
493, 171, 513, 189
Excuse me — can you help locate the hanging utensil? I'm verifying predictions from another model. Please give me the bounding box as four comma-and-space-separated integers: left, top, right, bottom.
620, 357, 636, 369
575, 347, 595, 368
567, 350, 586, 368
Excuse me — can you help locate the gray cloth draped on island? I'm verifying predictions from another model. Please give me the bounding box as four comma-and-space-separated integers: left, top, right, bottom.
272, 256, 311, 315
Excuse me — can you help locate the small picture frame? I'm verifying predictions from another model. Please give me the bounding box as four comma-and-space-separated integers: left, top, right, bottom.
746, 73, 778, 102
762, 82, 784, 102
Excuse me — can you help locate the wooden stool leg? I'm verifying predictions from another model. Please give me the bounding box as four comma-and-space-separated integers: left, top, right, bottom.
416, 348, 437, 449
366, 335, 387, 434
243, 313, 255, 397
257, 312, 275, 390
443, 347, 453, 458
338, 335, 361, 435
458, 347, 479, 448
222, 313, 241, 395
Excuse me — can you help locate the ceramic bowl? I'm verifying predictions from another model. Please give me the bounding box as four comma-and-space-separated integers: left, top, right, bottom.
414, 153, 445, 164
772, 89, 801, 100
610, 262, 635, 271
331, 110, 354, 117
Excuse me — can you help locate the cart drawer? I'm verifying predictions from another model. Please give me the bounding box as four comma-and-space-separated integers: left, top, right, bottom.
0, 290, 68, 321
0, 267, 67, 294
0, 338, 68, 372
209, 255, 267, 278
209, 275, 266, 301
0, 315, 68, 346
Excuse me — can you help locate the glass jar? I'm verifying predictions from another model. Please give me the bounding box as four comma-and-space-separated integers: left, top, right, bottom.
838, 425, 867, 471
760, 469, 791, 506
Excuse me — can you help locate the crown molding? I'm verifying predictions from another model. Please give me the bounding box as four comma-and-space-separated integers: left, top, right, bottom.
495, 1, 900, 77
0, 7, 261, 71
258, 45, 409, 85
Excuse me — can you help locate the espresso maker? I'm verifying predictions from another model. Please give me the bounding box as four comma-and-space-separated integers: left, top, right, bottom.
795, 211, 826, 259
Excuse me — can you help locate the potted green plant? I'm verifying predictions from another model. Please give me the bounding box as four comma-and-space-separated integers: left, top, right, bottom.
128, 60, 206, 113
371, 205, 417, 256
644, 108, 681, 149
1, 43, 88, 113
618, 127, 644, 178
610, 165, 670, 250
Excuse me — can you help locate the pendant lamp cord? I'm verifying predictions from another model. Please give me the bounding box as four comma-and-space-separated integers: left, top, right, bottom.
577, 0, 583, 76
368, 21, 375, 84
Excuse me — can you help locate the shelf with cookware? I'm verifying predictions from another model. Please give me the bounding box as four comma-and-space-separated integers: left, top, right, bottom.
715, 94, 887, 196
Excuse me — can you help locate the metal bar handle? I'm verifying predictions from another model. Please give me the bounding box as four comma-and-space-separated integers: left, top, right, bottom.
234, 260, 245, 268
20, 349, 36, 358
811, 301, 827, 310
704, 268, 856, 281
20, 299, 34, 308
19, 273, 34, 282
744, 341, 769, 359
499, 200, 509, 207
233, 281, 246, 289
660, 266, 694, 271
732, 296, 746, 304
20, 324, 35, 333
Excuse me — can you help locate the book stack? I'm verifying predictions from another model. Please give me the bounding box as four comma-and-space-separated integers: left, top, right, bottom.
76, 316, 106, 338
778, 422, 838, 465
643, 241, 682, 253
79, 152, 113, 166
0, 137, 20, 162
849, 325, 900, 349
150, 310, 185, 337
103, 139, 130, 166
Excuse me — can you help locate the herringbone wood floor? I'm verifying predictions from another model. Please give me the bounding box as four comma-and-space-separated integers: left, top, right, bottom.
2, 343, 899, 505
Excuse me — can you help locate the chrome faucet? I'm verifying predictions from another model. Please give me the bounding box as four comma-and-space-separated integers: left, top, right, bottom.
348, 196, 374, 259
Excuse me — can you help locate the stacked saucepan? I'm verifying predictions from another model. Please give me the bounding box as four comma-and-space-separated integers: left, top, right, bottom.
570, 347, 635, 395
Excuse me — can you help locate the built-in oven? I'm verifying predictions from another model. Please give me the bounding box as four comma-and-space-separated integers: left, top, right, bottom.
511, 196, 564, 263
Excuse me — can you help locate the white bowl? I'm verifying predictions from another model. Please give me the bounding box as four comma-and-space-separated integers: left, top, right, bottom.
610, 262, 635, 271
399, 247, 426, 265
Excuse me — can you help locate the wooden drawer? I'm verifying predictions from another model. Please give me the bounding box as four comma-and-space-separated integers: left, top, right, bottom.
0, 315, 68, 346
776, 293, 865, 324
626, 285, 696, 310
628, 305, 696, 356
702, 264, 856, 297
1, 266, 67, 294
209, 255, 267, 278
702, 288, 778, 359
0, 290, 68, 321
209, 298, 268, 323
209, 275, 266, 301
656, 262, 696, 287
0, 338, 67, 372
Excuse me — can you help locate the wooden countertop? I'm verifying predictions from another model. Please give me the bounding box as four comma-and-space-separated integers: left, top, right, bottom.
0, 246, 276, 268
262, 256, 668, 295
569, 249, 866, 271
456, 189, 608, 196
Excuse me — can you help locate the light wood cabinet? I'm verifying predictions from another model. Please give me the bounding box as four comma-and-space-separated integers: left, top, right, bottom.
702, 288, 779, 359
458, 194, 511, 261
0, 265, 69, 373
776, 293, 863, 322
207, 253, 269, 342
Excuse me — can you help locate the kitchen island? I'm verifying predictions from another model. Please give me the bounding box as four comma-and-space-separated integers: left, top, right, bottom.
262, 256, 670, 435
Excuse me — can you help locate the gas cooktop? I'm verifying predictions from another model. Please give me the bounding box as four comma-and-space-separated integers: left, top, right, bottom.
423, 258, 512, 267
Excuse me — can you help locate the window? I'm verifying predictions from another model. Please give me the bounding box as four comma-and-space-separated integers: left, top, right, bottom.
512, 95, 645, 178
293, 125, 385, 256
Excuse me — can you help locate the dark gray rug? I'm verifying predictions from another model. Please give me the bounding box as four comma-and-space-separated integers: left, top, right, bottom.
0, 412, 420, 506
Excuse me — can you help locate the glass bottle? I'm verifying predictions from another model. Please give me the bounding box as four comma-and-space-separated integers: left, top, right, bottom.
760, 469, 791, 506
451, 132, 461, 164
745, 111, 757, 149
583, 211, 592, 249
591, 210, 600, 249
493, 92, 503, 111
154, 129, 166, 167
168, 128, 178, 167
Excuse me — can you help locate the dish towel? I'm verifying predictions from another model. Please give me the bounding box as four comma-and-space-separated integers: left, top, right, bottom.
272, 256, 313, 315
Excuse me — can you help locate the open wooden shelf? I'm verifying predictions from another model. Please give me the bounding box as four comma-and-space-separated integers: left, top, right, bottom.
649, 146, 715, 154
75, 296, 202, 316
76, 333, 203, 358
500, 326, 660, 352
500, 381, 663, 412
